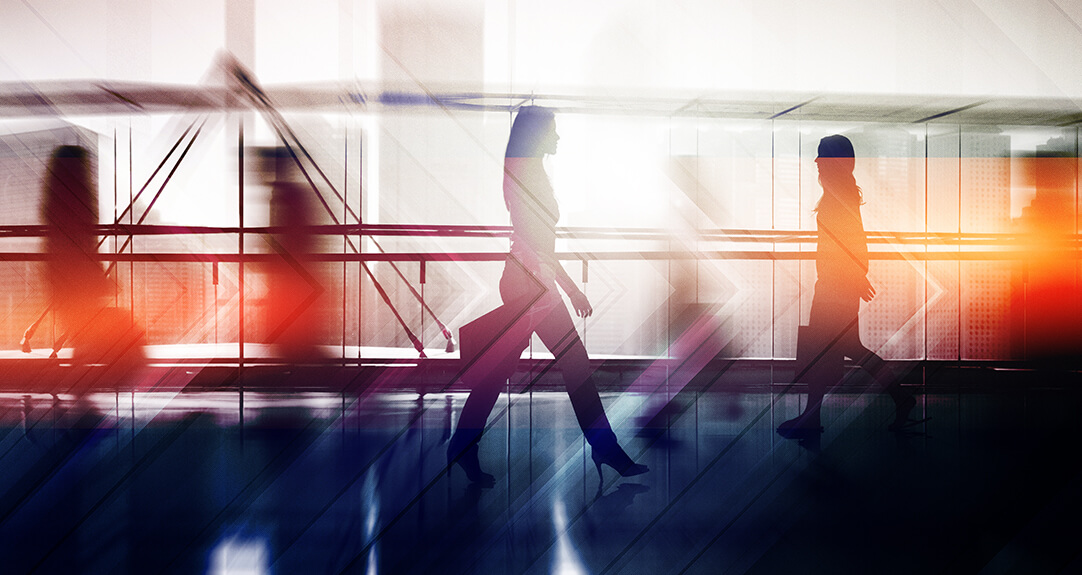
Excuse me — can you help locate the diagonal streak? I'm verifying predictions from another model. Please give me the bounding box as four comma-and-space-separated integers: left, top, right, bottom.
676, 454, 804, 575
598, 299, 905, 573
268, 258, 549, 570
160, 416, 333, 572
504, 289, 805, 574
26, 416, 200, 573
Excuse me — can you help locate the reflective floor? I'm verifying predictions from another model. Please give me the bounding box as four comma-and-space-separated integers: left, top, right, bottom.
2, 379, 1082, 574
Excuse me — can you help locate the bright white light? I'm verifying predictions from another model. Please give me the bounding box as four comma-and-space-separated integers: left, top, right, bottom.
365, 114, 380, 228
550, 115, 668, 229
551, 499, 589, 575
208, 536, 269, 575
362, 468, 381, 575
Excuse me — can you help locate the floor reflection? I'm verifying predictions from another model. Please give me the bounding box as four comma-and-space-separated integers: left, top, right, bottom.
1, 384, 1081, 573
208, 536, 270, 575
552, 499, 589, 575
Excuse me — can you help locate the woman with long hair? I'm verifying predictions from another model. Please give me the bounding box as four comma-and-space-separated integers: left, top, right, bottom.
41, 146, 111, 351
38, 145, 144, 383
778, 134, 915, 436
448, 107, 648, 486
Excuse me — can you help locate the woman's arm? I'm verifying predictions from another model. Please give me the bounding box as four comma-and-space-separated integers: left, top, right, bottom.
552, 260, 593, 318
858, 276, 876, 302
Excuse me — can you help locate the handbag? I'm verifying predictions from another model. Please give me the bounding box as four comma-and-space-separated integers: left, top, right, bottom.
458, 301, 534, 383
460, 305, 520, 364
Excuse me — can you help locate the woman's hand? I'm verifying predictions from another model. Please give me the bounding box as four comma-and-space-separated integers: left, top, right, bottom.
860, 277, 876, 302
569, 290, 593, 318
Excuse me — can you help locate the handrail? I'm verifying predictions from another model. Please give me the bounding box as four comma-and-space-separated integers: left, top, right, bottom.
0, 250, 1073, 263
0, 223, 1077, 246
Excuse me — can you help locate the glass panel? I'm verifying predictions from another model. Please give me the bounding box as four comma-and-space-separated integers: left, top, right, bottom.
0, 107, 1076, 362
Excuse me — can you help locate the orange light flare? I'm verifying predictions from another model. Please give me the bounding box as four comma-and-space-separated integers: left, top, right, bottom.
254, 146, 333, 363
1014, 153, 1082, 359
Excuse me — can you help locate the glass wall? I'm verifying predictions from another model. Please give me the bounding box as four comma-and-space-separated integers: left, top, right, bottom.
0, 107, 1077, 361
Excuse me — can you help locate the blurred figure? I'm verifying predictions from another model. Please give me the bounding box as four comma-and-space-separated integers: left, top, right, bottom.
777, 135, 916, 437
258, 146, 329, 361
40, 145, 144, 388
448, 107, 647, 487
42, 146, 109, 342
1014, 150, 1082, 361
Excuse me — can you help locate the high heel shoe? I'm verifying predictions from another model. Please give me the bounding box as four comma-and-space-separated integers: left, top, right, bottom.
447, 444, 495, 487
591, 445, 648, 485
776, 410, 823, 439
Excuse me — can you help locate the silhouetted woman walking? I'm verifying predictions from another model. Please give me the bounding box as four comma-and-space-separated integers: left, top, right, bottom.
448, 107, 647, 486
778, 135, 915, 436
34, 145, 145, 388
42, 146, 110, 354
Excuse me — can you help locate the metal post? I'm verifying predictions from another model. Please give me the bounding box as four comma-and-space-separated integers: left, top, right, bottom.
238, 117, 245, 429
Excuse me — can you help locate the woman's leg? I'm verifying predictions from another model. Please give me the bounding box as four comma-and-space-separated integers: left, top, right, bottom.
847, 342, 916, 429
448, 298, 533, 482
848, 343, 890, 387
531, 302, 646, 479
780, 288, 851, 433
449, 365, 509, 455
531, 303, 611, 440
448, 258, 550, 482
784, 325, 839, 431
447, 338, 525, 484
